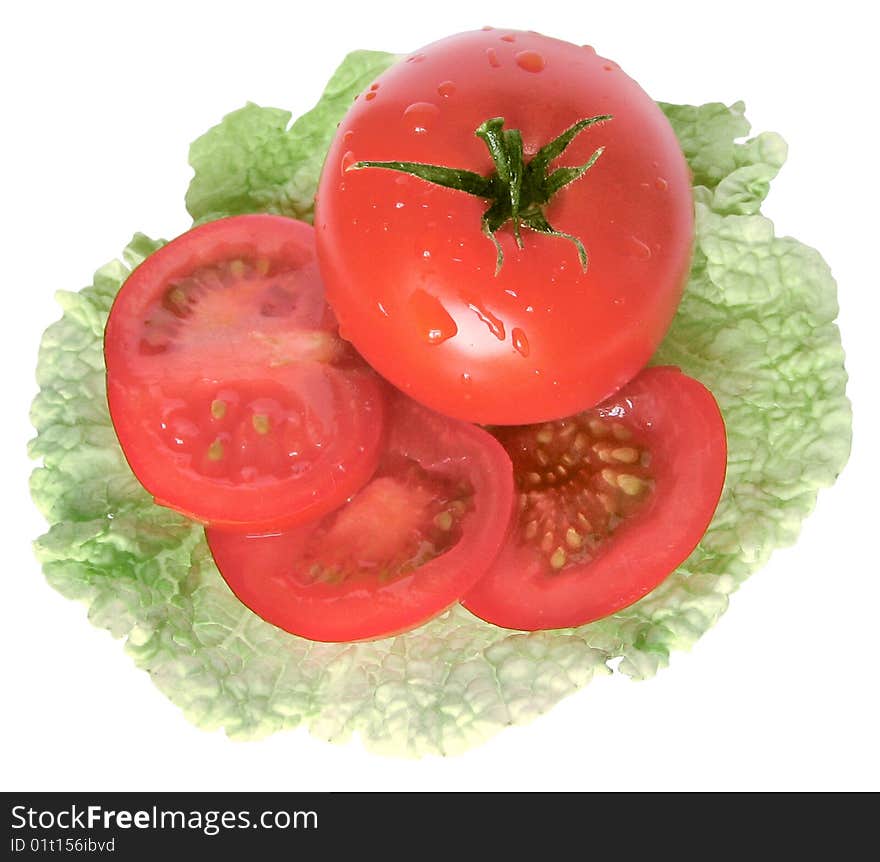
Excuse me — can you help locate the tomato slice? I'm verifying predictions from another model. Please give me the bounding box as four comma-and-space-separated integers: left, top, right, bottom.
462, 367, 727, 630
104, 215, 387, 531
206, 393, 515, 642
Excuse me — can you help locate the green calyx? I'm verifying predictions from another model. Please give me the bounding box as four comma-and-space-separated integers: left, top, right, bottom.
351, 114, 612, 274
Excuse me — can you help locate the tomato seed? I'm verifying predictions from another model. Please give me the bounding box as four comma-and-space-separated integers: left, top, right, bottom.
550, 547, 567, 569
163, 286, 190, 317
595, 445, 615, 463
617, 474, 645, 496
612, 447, 639, 463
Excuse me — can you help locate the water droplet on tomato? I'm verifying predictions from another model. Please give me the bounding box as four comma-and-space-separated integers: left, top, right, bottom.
341, 151, 356, 174
437, 80, 456, 98
481, 25, 494, 31
628, 236, 652, 259
461, 372, 472, 385
342, 130, 354, 146
403, 102, 440, 135
512, 327, 530, 357
515, 50, 545, 72
486, 48, 501, 68
369, 82, 380, 91
406, 53, 426, 63
404, 101, 438, 116
500, 33, 516, 42
582, 44, 596, 53
364, 91, 377, 101
409, 289, 458, 345
468, 302, 505, 341
655, 176, 669, 191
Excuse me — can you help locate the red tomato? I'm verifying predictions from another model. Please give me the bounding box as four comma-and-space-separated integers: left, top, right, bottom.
315, 28, 693, 425
206, 393, 515, 642
104, 215, 386, 531
462, 367, 727, 630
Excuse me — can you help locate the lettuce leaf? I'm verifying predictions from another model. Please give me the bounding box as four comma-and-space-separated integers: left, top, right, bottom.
29, 53, 851, 756
185, 50, 398, 225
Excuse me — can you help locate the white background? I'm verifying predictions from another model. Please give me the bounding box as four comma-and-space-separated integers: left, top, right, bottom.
3, 0, 877, 791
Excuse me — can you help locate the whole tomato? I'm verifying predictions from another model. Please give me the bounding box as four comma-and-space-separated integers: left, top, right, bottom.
315, 28, 693, 425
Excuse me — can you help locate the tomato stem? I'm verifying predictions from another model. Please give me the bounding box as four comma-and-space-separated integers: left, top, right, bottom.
351, 114, 612, 274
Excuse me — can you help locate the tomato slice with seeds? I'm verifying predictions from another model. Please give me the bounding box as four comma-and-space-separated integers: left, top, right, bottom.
104, 215, 386, 531
462, 367, 727, 631
206, 393, 515, 642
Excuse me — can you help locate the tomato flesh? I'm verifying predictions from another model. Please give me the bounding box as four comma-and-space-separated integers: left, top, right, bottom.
496, 411, 656, 572
206, 393, 515, 642
316, 28, 694, 425
462, 367, 727, 630
104, 215, 386, 531
295, 460, 472, 581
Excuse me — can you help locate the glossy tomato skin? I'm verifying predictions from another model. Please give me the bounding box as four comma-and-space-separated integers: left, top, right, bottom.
104, 215, 387, 531
316, 29, 693, 425
462, 367, 727, 631
206, 393, 515, 642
